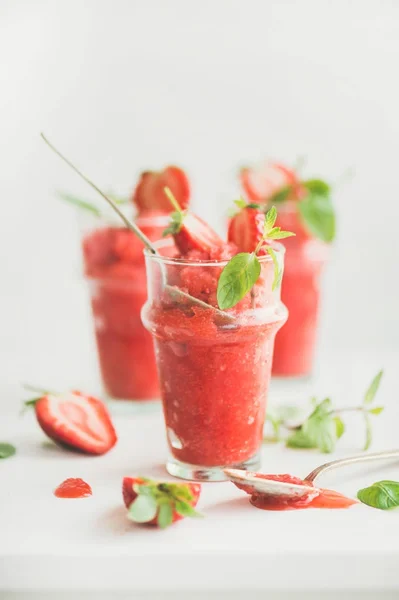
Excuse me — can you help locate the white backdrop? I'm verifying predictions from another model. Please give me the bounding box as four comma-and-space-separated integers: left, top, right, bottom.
1, 0, 398, 409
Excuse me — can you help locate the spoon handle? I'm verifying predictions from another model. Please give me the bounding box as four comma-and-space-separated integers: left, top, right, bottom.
305, 449, 399, 484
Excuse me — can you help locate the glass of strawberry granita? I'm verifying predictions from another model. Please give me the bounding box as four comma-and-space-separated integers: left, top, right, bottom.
82, 213, 169, 406
142, 238, 287, 481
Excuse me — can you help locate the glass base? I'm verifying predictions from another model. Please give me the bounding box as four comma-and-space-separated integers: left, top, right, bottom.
166, 451, 261, 482
105, 396, 161, 415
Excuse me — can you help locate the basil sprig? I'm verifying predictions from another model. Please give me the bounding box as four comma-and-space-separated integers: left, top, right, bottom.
357, 481, 399, 510
217, 206, 295, 309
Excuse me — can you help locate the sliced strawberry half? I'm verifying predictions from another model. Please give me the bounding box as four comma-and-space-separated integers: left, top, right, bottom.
133, 166, 190, 213
240, 162, 300, 204
27, 391, 117, 455
122, 476, 202, 528
173, 213, 225, 255
228, 205, 265, 253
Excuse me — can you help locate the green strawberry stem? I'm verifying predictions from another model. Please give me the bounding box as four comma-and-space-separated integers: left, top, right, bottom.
41, 134, 234, 323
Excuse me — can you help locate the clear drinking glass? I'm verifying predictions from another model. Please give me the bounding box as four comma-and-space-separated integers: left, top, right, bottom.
81, 213, 169, 405
142, 239, 287, 481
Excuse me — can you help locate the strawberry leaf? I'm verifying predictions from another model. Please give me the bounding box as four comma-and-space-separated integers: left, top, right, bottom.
175, 500, 203, 518
234, 198, 247, 209
217, 252, 261, 309
162, 211, 184, 237
0, 443, 16, 459
157, 502, 174, 528
128, 494, 158, 523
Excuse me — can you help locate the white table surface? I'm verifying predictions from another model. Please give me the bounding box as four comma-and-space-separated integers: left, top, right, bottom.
1, 350, 399, 595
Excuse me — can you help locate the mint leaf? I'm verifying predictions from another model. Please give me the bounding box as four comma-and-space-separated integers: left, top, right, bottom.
364, 413, 372, 451
162, 211, 184, 237
217, 252, 261, 309
0, 443, 16, 459
247, 202, 261, 209
357, 481, 399, 510
298, 398, 337, 453
267, 227, 296, 240
58, 192, 102, 217
268, 186, 292, 204
334, 416, 345, 439
286, 429, 315, 449
157, 502, 173, 528
266, 246, 281, 291
302, 179, 330, 196
175, 500, 203, 518
368, 406, 384, 415
298, 193, 335, 242
264, 205, 277, 234
128, 494, 158, 523
363, 370, 383, 405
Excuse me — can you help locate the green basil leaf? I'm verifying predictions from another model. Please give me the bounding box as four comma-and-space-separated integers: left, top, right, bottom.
266, 247, 281, 291
217, 252, 261, 309
368, 406, 384, 415
0, 443, 16, 459
157, 502, 174, 528
363, 370, 383, 405
302, 179, 331, 196
128, 494, 158, 523
174, 500, 203, 518
334, 416, 345, 439
357, 480, 399, 510
58, 192, 102, 217
298, 193, 336, 242
264, 205, 277, 234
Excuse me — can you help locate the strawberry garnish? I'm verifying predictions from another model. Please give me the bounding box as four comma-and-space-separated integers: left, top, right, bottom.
54, 478, 93, 498
122, 476, 202, 528
25, 390, 117, 455
228, 205, 265, 253
163, 187, 225, 255
240, 162, 301, 204
133, 166, 190, 214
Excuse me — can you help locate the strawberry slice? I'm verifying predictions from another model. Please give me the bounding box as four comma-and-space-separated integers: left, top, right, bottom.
240, 162, 300, 203
133, 166, 190, 213
228, 205, 265, 253
26, 391, 117, 455
173, 213, 225, 255
122, 476, 202, 528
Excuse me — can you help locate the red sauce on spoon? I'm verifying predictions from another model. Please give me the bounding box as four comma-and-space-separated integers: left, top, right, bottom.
54, 478, 92, 498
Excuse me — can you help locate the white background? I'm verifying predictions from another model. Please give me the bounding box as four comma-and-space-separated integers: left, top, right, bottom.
1, 0, 399, 410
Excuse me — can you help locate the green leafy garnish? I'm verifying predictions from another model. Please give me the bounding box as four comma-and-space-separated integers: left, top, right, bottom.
217, 205, 294, 309
162, 186, 186, 236
302, 179, 331, 196
268, 186, 292, 204
217, 252, 261, 310
357, 481, 399, 510
298, 193, 335, 243
58, 191, 129, 218
265, 370, 384, 453
127, 478, 203, 529
0, 443, 16, 459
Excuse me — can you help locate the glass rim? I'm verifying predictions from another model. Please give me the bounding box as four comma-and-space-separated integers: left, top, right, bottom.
144, 237, 286, 266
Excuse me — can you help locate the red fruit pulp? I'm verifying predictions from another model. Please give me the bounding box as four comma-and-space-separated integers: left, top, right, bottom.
83, 215, 170, 401
143, 246, 286, 467
54, 478, 92, 498
271, 207, 329, 377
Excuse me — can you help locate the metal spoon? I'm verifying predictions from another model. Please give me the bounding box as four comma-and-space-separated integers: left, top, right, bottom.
224, 449, 399, 499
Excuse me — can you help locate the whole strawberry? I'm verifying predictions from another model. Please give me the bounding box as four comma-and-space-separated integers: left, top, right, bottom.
24, 389, 117, 455
122, 476, 202, 528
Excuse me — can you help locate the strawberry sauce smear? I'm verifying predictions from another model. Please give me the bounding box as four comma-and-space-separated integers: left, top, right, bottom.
54, 478, 92, 498
234, 473, 357, 511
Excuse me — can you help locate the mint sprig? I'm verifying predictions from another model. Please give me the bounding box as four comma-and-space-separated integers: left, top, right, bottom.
357, 481, 399, 510
0, 443, 16, 459
127, 478, 203, 528
217, 206, 295, 309
162, 186, 186, 236
58, 191, 129, 218
265, 370, 384, 453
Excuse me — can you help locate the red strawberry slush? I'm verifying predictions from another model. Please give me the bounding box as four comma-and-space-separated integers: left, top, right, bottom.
271, 206, 329, 377
142, 242, 287, 476
82, 214, 169, 401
